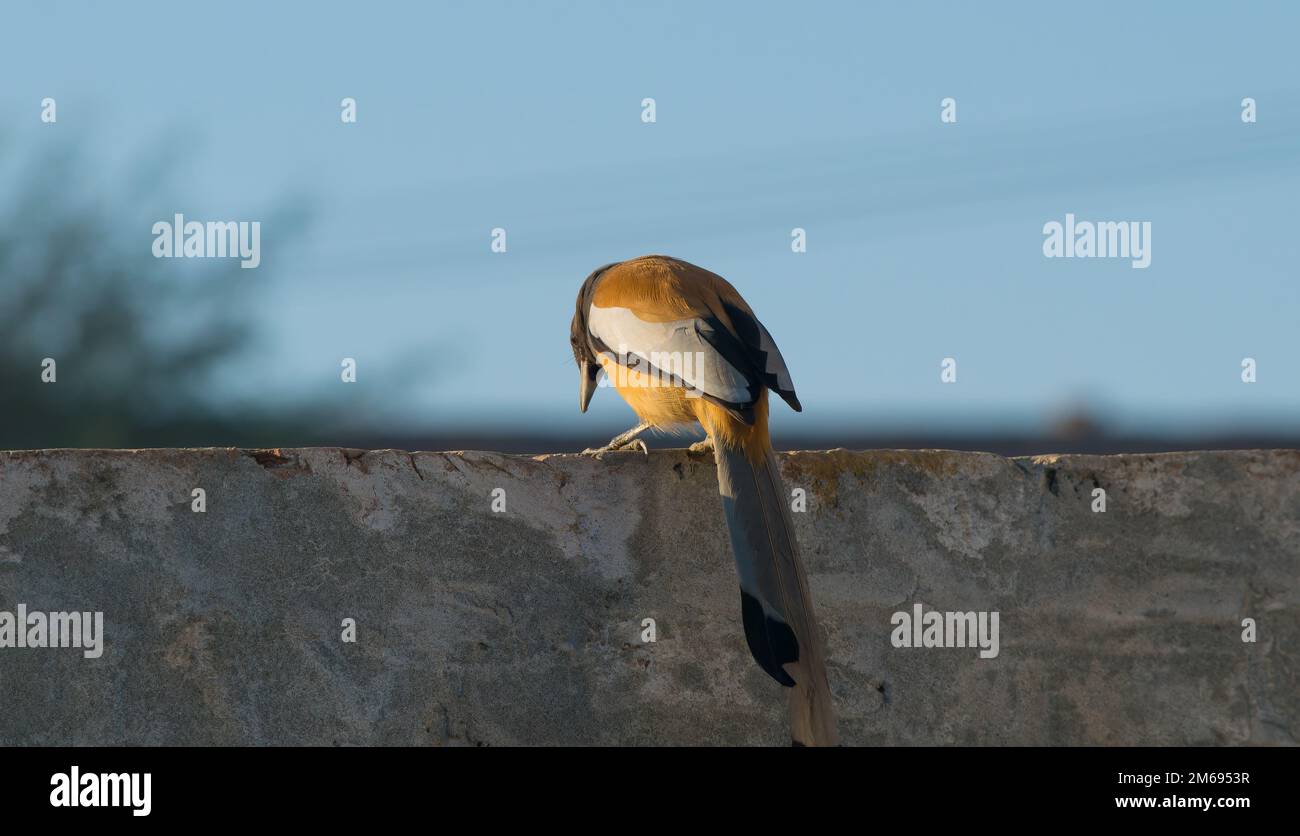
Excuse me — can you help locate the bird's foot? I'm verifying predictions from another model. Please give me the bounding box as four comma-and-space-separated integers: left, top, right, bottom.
582, 423, 652, 460
582, 438, 649, 460
687, 437, 715, 458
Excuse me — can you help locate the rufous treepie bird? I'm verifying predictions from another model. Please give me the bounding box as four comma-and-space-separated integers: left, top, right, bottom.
570, 254, 839, 746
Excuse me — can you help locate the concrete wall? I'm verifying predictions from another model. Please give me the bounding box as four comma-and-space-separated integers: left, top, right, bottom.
0, 446, 1296, 746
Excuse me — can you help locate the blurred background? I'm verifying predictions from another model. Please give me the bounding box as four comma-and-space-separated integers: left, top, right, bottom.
2, 1, 1297, 454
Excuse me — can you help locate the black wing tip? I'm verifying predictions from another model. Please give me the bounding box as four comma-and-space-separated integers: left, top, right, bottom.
740, 588, 799, 687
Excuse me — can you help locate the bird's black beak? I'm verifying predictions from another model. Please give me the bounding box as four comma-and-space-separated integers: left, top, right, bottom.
579, 360, 599, 413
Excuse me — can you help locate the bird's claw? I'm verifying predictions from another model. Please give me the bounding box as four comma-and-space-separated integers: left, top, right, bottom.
687, 437, 715, 458
582, 438, 650, 460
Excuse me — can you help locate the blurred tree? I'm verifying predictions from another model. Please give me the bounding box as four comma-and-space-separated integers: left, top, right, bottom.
0, 136, 319, 449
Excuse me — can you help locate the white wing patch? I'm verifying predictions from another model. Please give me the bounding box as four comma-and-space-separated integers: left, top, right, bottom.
587, 304, 753, 405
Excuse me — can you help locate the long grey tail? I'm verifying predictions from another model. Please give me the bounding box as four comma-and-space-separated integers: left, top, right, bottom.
714, 442, 839, 746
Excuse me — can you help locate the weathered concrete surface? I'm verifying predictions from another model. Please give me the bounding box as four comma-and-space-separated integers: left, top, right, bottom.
0, 447, 1296, 746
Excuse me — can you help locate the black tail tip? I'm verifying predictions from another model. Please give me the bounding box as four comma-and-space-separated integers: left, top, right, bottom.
740, 588, 799, 687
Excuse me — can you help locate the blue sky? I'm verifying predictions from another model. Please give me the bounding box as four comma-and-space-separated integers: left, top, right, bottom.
4, 0, 1298, 436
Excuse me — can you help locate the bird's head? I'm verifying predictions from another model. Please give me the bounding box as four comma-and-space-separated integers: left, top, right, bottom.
570, 309, 599, 413
572, 262, 617, 412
